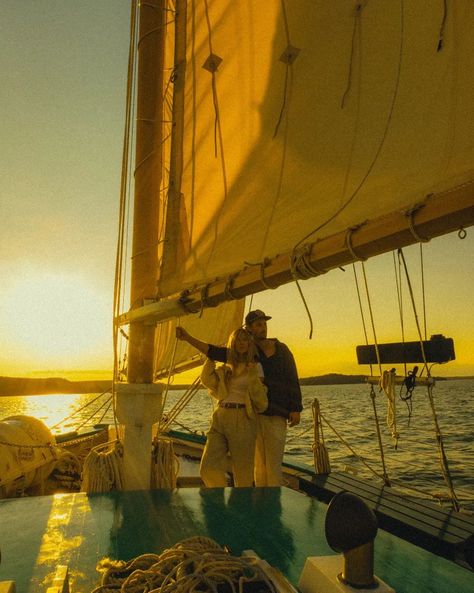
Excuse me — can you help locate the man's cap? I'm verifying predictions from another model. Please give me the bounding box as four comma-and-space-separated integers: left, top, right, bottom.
245, 309, 272, 326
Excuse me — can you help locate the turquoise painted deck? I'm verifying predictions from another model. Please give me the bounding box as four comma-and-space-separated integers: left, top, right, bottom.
0, 487, 473, 592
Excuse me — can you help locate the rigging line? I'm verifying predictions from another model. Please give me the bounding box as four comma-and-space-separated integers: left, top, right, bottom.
202, 0, 229, 269
74, 395, 114, 432
291, 0, 405, 254
273, 0, 292, 138
361, 261, 383, 377
294, 279, 314, 339
114, 0, 138, 398
49, 388, 112, 430
161, 321, 181, 415
260, 1, 294, 262
319, 411, 387, 483
368, 383, 391, 485
341, 2, 362, 108
397, 248, 430, 376
420, 243, 427, 340
352, 262, 373, 376
437, 0, 448, 51
399, 248, 459, 509
112, 0, 139, 437
393, 251, 407, 377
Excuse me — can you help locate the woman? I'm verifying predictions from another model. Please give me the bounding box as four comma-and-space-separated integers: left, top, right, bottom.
200, 328, 268, 487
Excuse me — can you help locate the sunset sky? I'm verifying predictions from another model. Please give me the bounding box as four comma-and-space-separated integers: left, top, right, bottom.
1, 1, 473, 381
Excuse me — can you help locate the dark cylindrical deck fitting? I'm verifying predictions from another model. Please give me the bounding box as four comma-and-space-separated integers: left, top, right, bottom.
338, 541, 378, 589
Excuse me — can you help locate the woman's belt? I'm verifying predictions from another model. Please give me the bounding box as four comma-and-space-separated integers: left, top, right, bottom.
219, 402, 246, 409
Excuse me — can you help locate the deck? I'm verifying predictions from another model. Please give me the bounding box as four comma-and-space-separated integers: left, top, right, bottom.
0, 487, 473, 593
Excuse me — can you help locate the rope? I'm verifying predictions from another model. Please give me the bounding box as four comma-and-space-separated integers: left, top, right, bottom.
424, 382, 460, 511
397, 248, 459, 509
151, 436, 179, 488
319, 409, 388, 484
361, 262, 382, 377
420, 243, 428, 340
379, 369, 400, 445
341, 2, 364, 108
48, 388, 112, 431
81, 441, 124, 493
312, 399, 331, 474
160, 377, 202, 432
352, 263, 373, 375
111, 0, 139, 441
202, 0, 229, 269
368, 384, 391, 486
290, 0, 405, 254
393, 251, 407, 377
91, 537, 278, 593
161, 332, 180, 416
397, 249, 430, 376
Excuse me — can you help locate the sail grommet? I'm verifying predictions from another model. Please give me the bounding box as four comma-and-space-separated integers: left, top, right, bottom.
458, 227, 467, 239
279, 45, 301, 65
345, 224, 367, 262
202, 53, 223, 73
405, 205, 430, 243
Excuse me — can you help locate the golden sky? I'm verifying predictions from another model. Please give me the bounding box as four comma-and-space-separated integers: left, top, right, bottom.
0, 2, 473, 380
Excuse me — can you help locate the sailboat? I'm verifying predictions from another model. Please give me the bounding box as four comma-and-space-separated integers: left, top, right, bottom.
1, 1, 474, 592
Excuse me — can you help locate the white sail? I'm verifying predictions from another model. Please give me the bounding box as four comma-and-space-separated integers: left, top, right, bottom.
155, 0, 474, 300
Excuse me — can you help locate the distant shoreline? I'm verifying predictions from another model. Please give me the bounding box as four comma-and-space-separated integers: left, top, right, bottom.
0, 373, 472, 397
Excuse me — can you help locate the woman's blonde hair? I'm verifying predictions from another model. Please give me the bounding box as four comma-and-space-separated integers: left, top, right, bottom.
226, 328, 257, 372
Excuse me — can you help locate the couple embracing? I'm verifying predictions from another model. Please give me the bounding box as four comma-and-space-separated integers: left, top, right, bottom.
176, 309, 302, 488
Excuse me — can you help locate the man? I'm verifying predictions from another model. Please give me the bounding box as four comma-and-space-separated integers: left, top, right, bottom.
176, 309, 302, 486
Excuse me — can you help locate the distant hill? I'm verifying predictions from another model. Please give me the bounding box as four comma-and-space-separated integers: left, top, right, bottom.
300, 373, 367, 385
1, 373, 471, 396
0, 376, 188, 396
0, 376, 112, 396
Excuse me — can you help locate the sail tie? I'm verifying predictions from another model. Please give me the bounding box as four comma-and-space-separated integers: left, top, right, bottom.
404, 204, 430, 243
243, 258, 280, 291
345, 224, 368, 262
290, 244, 325, 279
224, 274, 239, 300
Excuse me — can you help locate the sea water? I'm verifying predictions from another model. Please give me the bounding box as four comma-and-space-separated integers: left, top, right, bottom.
1, 380, 473, 509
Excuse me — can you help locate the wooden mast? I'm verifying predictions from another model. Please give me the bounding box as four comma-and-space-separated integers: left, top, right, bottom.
115, 0, 166, 491
127, 0, 165, 384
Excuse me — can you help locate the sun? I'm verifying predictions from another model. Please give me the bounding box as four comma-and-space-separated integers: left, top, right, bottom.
1, 270, 112, 369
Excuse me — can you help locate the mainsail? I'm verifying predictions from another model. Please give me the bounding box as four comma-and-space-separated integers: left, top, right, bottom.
119, 1, 474, 369
154, 0, 474, 304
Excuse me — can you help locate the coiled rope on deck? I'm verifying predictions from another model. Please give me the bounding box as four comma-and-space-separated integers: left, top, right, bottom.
91, 536, 277, 593
81, 441, 124, 493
